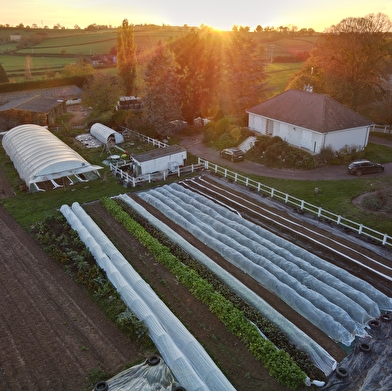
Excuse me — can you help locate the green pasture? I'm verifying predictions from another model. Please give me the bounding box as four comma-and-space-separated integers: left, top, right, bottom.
0, 54, 76, 72
1, 131, 392, 236
255, 36, 318, 58
0, 27, 317, 77
266, 62, 303, 95
16, 32, 117, 55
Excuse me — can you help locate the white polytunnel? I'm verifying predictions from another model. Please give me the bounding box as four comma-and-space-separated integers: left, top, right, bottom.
90, 122, 124, 144
2, 124, 103, 192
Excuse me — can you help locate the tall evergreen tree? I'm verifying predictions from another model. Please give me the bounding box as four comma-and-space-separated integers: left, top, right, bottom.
224, 29, 269, 119
117, 19, 137, 96
0, 63, 9, 83
143, 42, 182, 135
170, 29, 206, 123
198, 30, 223, 119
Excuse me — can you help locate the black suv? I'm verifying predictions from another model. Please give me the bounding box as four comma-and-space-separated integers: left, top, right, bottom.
220, 148, 244, 162
347, 160, 384, 176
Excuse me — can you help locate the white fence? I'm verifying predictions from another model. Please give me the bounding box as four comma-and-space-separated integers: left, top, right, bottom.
371, 125, 392, 134
120, 126, 168, 148
110, 162, 204, 187
198, 158, 392, 248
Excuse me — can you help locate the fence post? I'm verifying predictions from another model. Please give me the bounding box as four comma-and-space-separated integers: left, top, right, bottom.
318, 207, 322, 217
382, 234, 388, 246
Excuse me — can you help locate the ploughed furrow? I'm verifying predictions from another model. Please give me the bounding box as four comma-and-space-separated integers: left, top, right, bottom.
0, 234, 88, 390
180, 175, 392, 297
0, 207, 139, 391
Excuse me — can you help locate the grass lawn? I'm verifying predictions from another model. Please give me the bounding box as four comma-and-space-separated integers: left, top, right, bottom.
1, 136, 391, 236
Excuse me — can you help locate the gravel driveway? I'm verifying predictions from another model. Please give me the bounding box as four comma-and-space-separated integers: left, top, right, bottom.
180, 135, 392, 180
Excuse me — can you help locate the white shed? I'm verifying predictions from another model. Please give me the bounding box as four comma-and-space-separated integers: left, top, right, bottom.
2, 124, 102, 192
132, 145, 187, 176
246, 90, 374, 154
90, 123, 124, 144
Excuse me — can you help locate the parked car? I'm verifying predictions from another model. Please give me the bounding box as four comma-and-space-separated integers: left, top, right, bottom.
347, 160, 384, 176
220, 148, 244, 162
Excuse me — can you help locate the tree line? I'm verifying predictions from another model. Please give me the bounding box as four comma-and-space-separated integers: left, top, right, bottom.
288, 12, 392, 124
80, 19, 270, 134
2, 12, 392, 132
81, 13, 392, 134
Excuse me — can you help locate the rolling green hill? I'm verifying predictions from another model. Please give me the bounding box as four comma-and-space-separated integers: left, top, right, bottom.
0, 26, 316, 90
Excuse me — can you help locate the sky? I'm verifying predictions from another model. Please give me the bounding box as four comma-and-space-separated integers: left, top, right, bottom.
2, 0, 392, 32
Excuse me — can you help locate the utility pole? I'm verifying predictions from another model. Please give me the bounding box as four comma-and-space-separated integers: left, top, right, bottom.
269, 45, 275, 63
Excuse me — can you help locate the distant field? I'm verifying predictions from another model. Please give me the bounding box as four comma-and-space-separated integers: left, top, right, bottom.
16, 32, 117, 55
0, 27, 315, 86
266, 63, 303, 95
0, 26, 189, 76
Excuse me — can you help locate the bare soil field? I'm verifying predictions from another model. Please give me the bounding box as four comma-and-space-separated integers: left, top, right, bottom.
0, 205, 145, 391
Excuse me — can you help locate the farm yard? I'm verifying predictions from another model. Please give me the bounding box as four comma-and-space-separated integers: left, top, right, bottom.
70, 174, 392, 390
0, 102, 391, 389
0, 145, 392, 390
1, 23, 391, 389
69, 173, 392, 390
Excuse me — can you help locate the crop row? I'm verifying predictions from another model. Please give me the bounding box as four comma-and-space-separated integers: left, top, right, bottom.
101, 196, 310, 389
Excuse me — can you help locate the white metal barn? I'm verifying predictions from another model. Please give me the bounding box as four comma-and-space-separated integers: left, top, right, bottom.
132, 145, 187, 176
90, 123, 124, 144
2, 124, 102, 192
246, 90, 374, 154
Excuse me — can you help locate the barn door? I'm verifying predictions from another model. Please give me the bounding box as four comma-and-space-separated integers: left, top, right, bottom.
266, 119, 274, 135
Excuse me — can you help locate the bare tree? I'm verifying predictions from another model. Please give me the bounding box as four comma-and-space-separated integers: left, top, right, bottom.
289, 13, 392, 109
24, 56, 33, 80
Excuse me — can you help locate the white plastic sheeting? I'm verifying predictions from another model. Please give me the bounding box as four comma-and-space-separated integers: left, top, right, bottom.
90, 123, 124, 144
2, 124, 102, 190
118, 193, 337, 377
99, 355, 182, 390
60, 202, 236, 391
137, 183, 392, 347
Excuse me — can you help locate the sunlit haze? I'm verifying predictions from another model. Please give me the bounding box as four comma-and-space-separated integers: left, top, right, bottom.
3, 0, 392, 32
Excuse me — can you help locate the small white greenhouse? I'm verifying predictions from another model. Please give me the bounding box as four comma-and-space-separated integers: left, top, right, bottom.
2, 124, 103, 192
90, 123, 124, 144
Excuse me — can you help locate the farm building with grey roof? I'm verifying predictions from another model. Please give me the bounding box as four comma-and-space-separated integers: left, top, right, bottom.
246, 90, 374, 154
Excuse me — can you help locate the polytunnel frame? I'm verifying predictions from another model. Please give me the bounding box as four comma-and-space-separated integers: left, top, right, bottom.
90, 123, 124, 144
60, 202, 237, 391
2, 124, 103, 191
